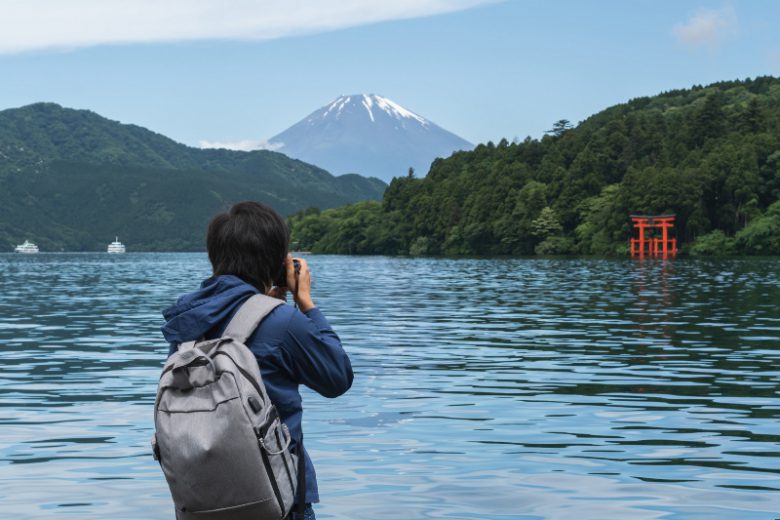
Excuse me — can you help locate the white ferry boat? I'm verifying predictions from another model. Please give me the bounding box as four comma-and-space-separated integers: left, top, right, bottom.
14, 240, 39, 254
107, 237, 126, 254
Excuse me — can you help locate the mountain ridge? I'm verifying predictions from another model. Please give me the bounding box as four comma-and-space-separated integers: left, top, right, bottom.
269, 94, 473, 182
0, 102, 386, 251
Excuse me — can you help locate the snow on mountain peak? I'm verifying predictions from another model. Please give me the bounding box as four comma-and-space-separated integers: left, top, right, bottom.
371, 94, 428, 125
321, 94, 429, 126
323, 95, 352, 117
270, 94, 473, 182
361, 94, 375, 122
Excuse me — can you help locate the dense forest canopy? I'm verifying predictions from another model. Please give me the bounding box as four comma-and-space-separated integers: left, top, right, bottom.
289, 77, 780, 256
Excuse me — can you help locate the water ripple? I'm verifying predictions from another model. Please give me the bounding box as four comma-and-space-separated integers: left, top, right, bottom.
1, 254, 779, 518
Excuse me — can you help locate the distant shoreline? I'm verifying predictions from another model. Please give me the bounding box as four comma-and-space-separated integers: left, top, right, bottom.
3, 251, 779, 259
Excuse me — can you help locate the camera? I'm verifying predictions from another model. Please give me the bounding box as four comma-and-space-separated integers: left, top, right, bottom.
274, 258, 301, 288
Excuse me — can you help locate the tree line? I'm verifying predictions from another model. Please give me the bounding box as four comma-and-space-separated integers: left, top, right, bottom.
289, 76, 780, 256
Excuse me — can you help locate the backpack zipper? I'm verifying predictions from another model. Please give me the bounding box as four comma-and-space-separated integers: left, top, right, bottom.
275, 428, 295, 492
258, 437, 284, 513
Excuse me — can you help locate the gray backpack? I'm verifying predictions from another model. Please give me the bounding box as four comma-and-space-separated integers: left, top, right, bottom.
152, 294, 302, 520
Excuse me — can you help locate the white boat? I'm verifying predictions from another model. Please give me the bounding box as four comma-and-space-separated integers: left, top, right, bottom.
14, 240, 39, 254
107, 237, 126, 254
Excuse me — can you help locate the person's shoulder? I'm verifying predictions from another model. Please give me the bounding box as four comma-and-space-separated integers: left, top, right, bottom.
252, 302, 296, 341
271, 303, 313, 333
266, 301, 296, 323
263, 303, 325, 342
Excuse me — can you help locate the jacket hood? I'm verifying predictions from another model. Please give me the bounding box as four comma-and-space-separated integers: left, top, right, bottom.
161, 275, 258, 344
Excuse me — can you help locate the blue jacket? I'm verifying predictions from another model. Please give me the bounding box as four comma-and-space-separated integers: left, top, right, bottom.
161, 274, 353, 504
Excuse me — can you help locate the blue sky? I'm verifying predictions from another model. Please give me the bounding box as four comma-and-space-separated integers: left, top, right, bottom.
1, 0, 778, 148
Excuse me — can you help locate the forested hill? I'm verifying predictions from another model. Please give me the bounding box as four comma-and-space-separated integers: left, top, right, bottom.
0, 103, 386, 251
289, 76, 780, 256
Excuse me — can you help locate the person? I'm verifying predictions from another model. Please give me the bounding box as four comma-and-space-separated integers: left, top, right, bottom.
160, 201, 353, 520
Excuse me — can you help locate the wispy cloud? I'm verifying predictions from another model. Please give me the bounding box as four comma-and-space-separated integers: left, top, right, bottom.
673, 6, 737, 50
198, 139, 283, 152
0, 0, 498, 54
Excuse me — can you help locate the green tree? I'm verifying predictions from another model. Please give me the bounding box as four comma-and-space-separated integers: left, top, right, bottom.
691, 92, 726, 145
734, 200, 780, 254
547, 119, 573, 137
531, 206, 563, 238
689, 230, 737, 256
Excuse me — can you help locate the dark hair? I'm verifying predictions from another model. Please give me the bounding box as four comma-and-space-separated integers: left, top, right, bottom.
206, 201, 289, 292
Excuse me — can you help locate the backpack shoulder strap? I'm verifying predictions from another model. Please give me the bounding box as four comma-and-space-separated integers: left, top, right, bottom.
178, 340, 197, 351
223, 293, 284, 344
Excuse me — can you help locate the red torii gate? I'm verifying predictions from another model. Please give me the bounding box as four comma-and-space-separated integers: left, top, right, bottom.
630, 215, 677, 257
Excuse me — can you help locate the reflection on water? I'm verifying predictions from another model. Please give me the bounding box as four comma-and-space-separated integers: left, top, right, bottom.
1, 253, 779, 519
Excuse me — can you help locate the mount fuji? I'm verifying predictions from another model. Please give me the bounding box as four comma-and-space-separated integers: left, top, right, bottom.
269, 94, 473, 183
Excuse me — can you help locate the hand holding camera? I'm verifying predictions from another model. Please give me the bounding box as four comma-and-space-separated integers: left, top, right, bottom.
273, 254, 314, 312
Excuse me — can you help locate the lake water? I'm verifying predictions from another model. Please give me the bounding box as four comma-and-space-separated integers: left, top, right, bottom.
1, 253, 779, 519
